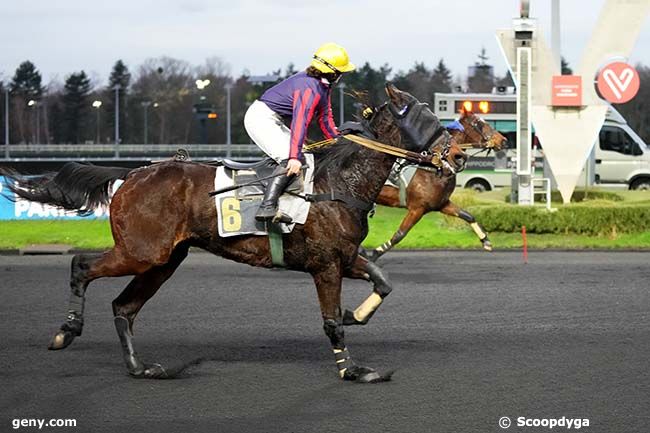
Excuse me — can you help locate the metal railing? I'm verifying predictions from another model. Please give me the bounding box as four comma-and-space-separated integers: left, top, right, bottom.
0, 144, 265, 161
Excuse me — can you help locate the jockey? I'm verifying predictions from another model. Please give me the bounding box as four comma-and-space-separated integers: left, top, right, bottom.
244, 42, 355, 222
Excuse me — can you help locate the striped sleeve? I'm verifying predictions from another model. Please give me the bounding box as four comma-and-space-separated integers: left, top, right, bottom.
289, 88, 321, 160
318, 91, 340, 139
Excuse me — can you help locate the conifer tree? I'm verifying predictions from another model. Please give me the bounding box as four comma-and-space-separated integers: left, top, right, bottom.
62, 71, 91, 143
105, 60, 131, 142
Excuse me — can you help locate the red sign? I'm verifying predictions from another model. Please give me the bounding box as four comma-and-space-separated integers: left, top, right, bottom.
597, 62, 640, 104
552, 75, 582, 106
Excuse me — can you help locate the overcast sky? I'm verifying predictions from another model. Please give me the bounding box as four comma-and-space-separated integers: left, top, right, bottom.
2, 0, 649, 85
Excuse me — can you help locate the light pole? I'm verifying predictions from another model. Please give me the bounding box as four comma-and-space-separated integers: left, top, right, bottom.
338, 82, 346, 125
225, 83, 233, 157
4, 88, 9, 158
92, 100, 102, 143
113, 84, 121, 157
141, 101, 151, 144
195, 79, 211, 144
28, 99, 38, 144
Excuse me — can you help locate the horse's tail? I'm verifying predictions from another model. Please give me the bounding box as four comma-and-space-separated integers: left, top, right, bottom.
0, 162, 133, 216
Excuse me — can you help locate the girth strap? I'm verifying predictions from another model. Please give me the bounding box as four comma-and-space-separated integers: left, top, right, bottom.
268, 229, 286, 267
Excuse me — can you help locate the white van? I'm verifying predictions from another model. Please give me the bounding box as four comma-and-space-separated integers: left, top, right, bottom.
433, 91, 650, 191
589, 108, 650, 189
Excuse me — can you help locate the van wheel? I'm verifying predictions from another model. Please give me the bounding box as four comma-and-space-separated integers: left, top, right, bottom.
465, 179, 491, 192
631, 178, 650, 190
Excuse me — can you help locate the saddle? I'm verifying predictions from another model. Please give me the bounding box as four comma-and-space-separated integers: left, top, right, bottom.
213, 157, 303, 199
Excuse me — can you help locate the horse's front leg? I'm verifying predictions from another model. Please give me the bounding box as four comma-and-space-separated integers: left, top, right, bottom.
440, 201, 492, 251
312, 263, 391, 383
365, 207, 426, 262
342, 254, 393, 326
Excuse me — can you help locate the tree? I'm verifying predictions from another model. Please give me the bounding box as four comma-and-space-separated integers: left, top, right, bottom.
431, 59, 453, 93
0, 80, 5, 144
10, 61, 44, 99
62, 71, 92, 143
614, 64, 650, 143
336, 62, 392, 122
131, 57, 194, 144
495, 72, 515, 88
284, 63, 298, 79
561, 57, 573, 75
467, 47, 495, 93
10, 61, 45, 143
392, 62, 432, 104
105, 60, 131, 143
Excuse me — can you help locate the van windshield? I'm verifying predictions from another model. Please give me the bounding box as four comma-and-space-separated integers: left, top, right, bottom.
599, 126, 644, 156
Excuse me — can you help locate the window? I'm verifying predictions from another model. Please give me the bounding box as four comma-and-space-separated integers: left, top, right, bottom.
599, 126, 642, 156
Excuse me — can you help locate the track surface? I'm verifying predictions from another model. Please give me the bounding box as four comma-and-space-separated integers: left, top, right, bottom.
1, 251, 648, 433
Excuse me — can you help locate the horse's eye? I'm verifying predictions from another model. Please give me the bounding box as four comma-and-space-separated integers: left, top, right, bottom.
397, 105, 409, 116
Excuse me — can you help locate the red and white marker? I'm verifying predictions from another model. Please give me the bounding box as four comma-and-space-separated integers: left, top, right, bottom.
597, 61, 640, 104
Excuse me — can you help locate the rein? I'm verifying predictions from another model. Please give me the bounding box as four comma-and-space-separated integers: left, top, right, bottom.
305, 133, 448, 168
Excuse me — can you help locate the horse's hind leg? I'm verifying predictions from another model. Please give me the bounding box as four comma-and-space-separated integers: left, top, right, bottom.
440, 201, 492, 251
112, 244, 189, 379
342, 254, 393, 326
49, 251, 146, 350
365, 207, 426, 262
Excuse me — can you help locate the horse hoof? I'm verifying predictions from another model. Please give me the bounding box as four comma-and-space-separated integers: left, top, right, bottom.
144, 363, 168, 379
342, 366, 393, 383
482, 240, 493, 251
48, 330, 76, 350
128, 363, 168, 379
342, 309, 367, 326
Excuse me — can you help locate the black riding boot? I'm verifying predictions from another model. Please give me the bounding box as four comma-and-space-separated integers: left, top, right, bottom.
255, 165, 295, 223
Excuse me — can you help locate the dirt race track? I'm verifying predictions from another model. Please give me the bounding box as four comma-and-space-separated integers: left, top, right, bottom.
1, 251, 648, 433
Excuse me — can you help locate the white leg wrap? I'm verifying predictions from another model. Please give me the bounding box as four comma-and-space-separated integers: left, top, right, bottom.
353, 292, 383, 323
471, 222, 487, 240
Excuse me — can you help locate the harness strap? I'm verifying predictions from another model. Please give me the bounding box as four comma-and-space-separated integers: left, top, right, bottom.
304, 134, 442, 167
457, 142, 484, 149
342, 134, 437, 166
305, 191, 374, 212
268, 229, 286, 267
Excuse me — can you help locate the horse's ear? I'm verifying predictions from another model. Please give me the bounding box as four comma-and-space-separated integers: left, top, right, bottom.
385, 82, 401, 101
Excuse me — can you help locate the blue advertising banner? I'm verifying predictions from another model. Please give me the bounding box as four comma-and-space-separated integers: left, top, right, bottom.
0, 176, 111, 220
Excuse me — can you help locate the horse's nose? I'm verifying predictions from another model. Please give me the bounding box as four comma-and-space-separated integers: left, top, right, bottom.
454, 153, 468, 166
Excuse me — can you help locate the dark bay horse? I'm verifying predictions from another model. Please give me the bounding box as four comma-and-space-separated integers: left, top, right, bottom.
366, 110, 506, 261
1, 84, 467, 383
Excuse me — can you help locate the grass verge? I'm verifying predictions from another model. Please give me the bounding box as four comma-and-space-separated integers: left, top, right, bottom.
3, 204, 650, 250
0, 220, 113, 250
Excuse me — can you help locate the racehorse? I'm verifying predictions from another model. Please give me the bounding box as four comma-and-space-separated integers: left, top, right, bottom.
365, 109, 507, 261
1, 84, 467, 383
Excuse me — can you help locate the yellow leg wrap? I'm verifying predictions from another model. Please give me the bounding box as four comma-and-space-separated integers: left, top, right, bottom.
333, 348, 353, 378
470, 222, 487, 240
353, 292, 383, 323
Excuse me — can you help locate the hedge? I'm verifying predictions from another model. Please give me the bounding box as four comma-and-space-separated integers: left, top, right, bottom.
503, 189, 624, 203
467, 204, 650, 235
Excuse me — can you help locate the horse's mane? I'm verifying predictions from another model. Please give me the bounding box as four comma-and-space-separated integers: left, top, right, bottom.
312, 92, 400, 179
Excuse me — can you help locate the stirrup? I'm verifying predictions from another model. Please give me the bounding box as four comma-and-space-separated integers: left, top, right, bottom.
272, 211, 293, 224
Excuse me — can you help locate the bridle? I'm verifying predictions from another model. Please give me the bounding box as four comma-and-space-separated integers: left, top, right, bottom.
462, 115, 501, 150
381, 100, 456, 173
305, 101, 457, 172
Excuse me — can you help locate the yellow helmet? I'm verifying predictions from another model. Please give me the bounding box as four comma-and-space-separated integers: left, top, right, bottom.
310, 43, 356, 74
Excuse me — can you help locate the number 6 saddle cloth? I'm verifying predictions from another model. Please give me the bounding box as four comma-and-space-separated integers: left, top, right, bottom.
213, 154, 315, 237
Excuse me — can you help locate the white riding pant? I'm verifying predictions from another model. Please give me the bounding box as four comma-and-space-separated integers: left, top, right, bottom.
243, 100, 315, 197
244, 100, 292, 163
